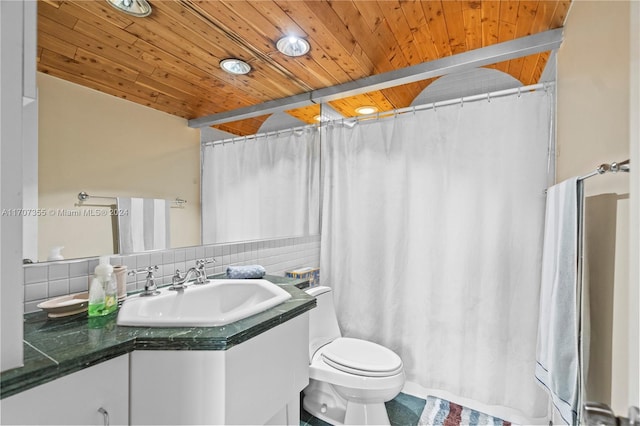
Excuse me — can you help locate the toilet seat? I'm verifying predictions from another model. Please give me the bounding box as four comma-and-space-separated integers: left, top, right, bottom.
321, 338, 403, 377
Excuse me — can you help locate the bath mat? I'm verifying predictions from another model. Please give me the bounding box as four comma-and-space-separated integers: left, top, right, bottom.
418, 396, 512, 426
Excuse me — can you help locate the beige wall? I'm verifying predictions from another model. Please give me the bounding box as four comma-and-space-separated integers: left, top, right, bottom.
557, 0, 632, 414
37, 73, 201, 261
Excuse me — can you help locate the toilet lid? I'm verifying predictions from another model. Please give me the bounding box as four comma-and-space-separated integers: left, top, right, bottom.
321, 338, 403, 377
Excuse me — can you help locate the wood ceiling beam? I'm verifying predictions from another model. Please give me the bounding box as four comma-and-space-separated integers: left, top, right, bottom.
188, 28, 563, 128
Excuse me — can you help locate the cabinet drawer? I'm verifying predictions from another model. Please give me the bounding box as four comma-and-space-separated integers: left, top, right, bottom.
1, 355, 128, 425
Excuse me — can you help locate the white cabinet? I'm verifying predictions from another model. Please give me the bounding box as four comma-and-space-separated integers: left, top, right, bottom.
130, 313, 310, 425
1, 355, 128, 425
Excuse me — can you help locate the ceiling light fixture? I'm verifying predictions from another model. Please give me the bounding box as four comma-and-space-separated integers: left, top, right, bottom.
276, 36, 310, 57
220, 58, 251, 75
106, 0, 152, 17
355, 106, 378, 115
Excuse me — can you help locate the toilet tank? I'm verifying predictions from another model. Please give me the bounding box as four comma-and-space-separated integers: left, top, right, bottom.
305, 286, 342, 362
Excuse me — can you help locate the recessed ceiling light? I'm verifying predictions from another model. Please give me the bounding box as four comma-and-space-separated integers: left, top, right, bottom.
276, 36, 310, 57
220, 58, 251, 75
313, 115, 322, 122
355, 106, 378, 115
106, 0, 152, 17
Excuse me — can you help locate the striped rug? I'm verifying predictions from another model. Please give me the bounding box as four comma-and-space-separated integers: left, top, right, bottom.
418, 396, 512, 426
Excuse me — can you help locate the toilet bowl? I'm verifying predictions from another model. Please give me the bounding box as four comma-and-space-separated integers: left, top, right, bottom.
303, 286, 405, 425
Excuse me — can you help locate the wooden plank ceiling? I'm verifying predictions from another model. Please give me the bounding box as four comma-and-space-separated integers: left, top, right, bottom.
37, 0, 569, 136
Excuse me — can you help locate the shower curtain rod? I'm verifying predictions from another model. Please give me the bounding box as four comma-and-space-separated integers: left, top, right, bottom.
203, 82, 553, 147
202, 124, 318, 147
578, 159, 631, 180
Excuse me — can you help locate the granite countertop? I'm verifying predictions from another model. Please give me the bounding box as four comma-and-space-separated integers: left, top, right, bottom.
0, 275, 315, 399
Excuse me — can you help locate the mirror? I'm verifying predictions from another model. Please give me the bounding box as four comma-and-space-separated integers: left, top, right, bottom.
32, 73, 202, 262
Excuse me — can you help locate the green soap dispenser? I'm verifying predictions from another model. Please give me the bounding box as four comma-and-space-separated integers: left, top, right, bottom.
88, 256, 117, 317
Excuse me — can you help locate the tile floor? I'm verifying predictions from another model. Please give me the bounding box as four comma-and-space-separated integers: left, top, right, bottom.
300, 392, 427, 426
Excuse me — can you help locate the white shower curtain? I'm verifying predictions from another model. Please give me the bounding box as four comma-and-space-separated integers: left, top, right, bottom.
320, 90, 553, 419
201, 128, 320, 243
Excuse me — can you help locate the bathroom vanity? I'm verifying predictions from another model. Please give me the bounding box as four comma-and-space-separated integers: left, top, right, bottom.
0, 277, 315, 425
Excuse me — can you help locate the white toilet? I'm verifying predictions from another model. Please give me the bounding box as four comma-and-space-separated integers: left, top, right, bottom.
303, 286, 405, 425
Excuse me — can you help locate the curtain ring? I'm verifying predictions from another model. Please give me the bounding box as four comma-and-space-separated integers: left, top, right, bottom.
517, 87, 522, 98
460, 98, 464, 108
487, 93, 491, 103
432, 102, 437, 112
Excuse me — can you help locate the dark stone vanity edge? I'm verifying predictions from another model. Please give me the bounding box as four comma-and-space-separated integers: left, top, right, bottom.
1, 276, 315, 399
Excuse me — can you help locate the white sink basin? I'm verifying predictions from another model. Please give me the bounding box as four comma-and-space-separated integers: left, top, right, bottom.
117, 279, 291, 327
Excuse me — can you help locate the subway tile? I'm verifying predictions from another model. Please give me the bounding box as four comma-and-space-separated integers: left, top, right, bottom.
70, 276, 90, 293
185, 247, 196, 261
174, 261, 186, 274
121, 256, 137, 271
25, 299, 46, 314
174, 248, 186, 262
24, 265, 48, 284
162, 250, 175, 264
69, 261, 89, 278
126, 283, 137, 294
127, 270, 137, 285
25, 282, 48, 302
88, 258, 99, 273
48, 279, 70, 297
22, 237, 325, 312
149, 252, 163, 267
48, 263, 69, 281
136, 254, 151, 268
160, 263, 175, 278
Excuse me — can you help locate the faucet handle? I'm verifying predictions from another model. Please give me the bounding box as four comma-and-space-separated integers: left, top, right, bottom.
128, 266, 160, 296
128, 265, 159, 276
195, 258, 216, 284
196, 258, 216, 268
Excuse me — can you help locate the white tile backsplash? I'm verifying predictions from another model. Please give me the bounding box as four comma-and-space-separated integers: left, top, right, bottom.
25, 282, 47, 301
48, 263, 69, 281
48, 279, 70, 297
69, 261, 89, 278
70, 276, 89, 293
24, 265, 48, 284
162, 251, 175, 264
22, 235, 321, 313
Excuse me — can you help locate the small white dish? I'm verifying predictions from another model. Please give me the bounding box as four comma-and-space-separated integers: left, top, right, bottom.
37, 292, 89, 318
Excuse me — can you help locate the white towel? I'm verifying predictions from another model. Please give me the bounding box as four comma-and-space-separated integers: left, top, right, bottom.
117, 197, 170, 254
535, 177, 582, 425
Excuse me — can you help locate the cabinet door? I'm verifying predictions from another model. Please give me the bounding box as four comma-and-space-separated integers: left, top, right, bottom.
1, 355, 128, 425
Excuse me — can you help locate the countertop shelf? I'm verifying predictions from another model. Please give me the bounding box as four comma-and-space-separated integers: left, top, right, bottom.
1, 275, 315, 399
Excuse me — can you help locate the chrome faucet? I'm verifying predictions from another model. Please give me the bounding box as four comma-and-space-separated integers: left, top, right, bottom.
129, 266, 160, 296
169, 258, 216, 290
169, 267, 200, 291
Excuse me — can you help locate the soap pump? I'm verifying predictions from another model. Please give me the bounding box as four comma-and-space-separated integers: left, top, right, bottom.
88, 256, 118, 317
47, 246, 64, 261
